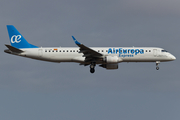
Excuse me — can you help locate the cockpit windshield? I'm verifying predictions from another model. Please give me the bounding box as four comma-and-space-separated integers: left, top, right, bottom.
161, 50, 168, 52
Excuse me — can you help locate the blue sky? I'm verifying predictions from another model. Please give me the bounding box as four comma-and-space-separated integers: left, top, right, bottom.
0, 0, 180, 120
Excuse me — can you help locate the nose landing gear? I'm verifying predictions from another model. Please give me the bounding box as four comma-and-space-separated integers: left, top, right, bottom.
156, 61, 160, 70
90, 62, 96, 73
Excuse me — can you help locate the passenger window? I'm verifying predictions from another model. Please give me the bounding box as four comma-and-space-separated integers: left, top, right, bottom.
102, 50, 103, 52
149, 50, 151, 52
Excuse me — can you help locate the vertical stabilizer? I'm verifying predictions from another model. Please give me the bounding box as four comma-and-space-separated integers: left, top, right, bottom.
7, 25, 38, 49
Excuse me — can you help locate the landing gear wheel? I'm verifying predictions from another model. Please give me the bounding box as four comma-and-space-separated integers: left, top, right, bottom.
156, 61, 160, 70
90, 68, 95, 73
156, 66, 159, 70
90, 62, 96, 73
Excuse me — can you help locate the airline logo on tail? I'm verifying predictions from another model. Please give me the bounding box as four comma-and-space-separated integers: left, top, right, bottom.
11, 35, 21, 43
6, 25, 38, 48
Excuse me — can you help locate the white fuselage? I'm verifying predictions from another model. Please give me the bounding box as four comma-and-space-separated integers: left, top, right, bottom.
17, 47, 175, 64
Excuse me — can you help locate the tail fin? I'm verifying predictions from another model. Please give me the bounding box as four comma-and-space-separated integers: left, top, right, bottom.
6, 25, 38, 49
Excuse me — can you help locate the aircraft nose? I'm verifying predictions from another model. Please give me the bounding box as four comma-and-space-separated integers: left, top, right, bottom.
171, 55, 176, 60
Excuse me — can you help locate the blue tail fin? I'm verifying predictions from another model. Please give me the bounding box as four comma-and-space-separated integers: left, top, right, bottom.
7, 25, 38, 49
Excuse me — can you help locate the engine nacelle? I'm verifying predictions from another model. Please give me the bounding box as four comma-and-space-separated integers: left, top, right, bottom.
104, 56, 122, 63
100, 64, 118, 69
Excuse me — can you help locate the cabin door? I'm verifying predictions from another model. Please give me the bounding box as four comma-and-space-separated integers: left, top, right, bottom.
153, 49, 157, 57
38, 49, 43, 57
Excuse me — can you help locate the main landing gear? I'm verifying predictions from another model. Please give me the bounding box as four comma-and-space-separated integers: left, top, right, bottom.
156, 61, 160, 70
90, 62, 96, 73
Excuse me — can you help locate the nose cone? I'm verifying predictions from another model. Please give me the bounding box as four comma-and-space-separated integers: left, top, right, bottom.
171, 54, 176, 60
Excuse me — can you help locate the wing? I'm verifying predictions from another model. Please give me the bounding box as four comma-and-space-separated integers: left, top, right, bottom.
72, 36, 103, 63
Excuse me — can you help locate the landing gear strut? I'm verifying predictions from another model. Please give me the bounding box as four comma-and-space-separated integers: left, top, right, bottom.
90, 62, 96, 73
156, 61, 160, 70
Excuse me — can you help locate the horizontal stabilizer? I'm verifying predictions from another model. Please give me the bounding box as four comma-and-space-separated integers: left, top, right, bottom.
5, 44, 23, 53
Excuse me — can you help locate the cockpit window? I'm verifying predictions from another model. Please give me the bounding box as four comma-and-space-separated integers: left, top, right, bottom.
161, 50, 168, 52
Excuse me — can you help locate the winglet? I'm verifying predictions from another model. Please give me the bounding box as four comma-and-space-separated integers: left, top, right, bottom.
72, 36, 81, 45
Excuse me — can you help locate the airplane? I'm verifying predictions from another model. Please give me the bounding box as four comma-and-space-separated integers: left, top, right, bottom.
4, 25, 176, 73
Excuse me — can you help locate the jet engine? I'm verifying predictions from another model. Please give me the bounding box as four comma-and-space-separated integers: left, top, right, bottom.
104, 56, 122, 63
